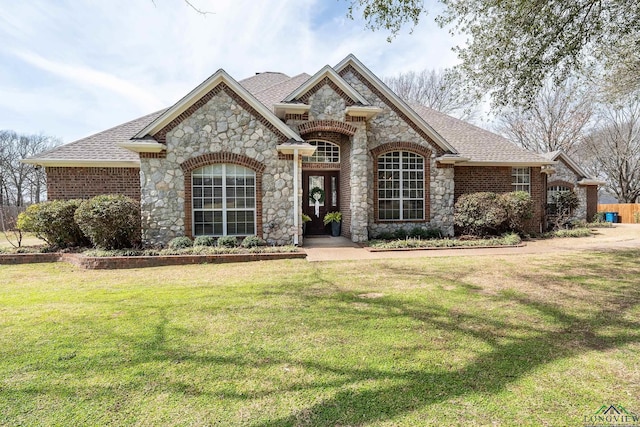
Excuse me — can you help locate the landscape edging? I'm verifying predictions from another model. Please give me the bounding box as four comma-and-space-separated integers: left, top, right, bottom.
0, 251, 306, 269
363, 243, 526, 252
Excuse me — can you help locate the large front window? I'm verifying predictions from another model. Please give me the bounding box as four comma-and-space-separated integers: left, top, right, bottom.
192, 164, 256, 236
377, 151, 425, 220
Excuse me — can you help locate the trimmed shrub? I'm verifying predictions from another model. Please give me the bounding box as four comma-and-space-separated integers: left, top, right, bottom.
168, 236, 193, 249
454, 192, 507, 236
17, 200, 88, 248
240, 235, 266, 248
393, 228, 408, 239
74, 195, 141, 250
499, 191, 533, 233
193, 236, 216, 247
454, 191, 534, 236
408, 226, 442, 239
373, 231, 394, 241
217, 236, 238, 248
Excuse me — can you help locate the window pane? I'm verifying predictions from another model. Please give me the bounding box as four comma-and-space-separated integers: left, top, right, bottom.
377, 151, 425, 221
302, 140, 341, 163
192, 164, 256, 236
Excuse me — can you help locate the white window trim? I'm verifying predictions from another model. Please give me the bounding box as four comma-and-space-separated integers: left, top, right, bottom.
302, 140, 340, 164
378, 151, 425, 221
192, 164, 257, 236
511, 167, 531, 193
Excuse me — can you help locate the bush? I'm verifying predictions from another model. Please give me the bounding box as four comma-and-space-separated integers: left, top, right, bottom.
454, 191, 534, 236
499, 191, 533, 233
168, 236, 193, 249
551, 190, 580, 230
193, 236, 216, 247
74, 195, 141, 250
240, 235, 266, 248
408, 226, 442, 239
17, 200, 88, 248
373, 231, 394, 240
393, 228, 408, 239
217, 236, 238, 248
454, 192, 507, 236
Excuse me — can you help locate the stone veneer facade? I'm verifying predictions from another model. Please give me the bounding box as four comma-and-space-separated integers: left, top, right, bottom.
140, 86, 296, 246
548, 158, 592, 221
286, 75, 456, 242
340, 69, 456, 238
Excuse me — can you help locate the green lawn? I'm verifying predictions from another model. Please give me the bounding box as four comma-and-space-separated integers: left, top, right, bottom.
1, 251, 639, 426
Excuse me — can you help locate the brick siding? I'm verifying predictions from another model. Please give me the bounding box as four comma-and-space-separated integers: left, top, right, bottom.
586, 185, 598, 221
46, 167, 141, 201
454, 166, 546, 233
298, 120, 358, 137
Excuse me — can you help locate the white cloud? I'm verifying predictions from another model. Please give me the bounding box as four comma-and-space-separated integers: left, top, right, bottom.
0, 0, 463, 142
11, 50, 165, 111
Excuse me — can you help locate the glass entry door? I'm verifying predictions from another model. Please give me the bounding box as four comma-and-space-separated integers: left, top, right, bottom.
303, 171, 339, 235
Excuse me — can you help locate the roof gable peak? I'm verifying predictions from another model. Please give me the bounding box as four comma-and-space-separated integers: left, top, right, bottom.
132, 69, 303, 142
282, 65, 369, 105
334, 54, 458, 155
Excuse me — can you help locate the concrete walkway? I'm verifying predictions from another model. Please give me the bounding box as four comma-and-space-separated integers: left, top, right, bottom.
302, 224, 640, 262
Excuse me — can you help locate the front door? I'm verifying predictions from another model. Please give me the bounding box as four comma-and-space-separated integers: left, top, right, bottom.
303, 171, 339, 235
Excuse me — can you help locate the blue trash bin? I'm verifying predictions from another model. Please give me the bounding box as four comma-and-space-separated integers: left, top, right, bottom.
605, 212, 618, 223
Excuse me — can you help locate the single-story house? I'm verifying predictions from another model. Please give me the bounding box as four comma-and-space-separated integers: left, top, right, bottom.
24, 54, 601, 246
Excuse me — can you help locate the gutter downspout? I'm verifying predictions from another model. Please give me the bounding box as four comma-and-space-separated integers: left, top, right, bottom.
293, 148, 299, 246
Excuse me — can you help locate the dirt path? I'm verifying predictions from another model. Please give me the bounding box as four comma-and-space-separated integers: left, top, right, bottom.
303, 224, 640, 262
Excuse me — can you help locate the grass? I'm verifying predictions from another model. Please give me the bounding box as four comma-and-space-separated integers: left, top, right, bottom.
1, 251, 639, 426
0, 232, 46, 250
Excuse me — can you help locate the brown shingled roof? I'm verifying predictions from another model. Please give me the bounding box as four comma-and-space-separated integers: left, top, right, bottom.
26, 63, 552, 166
28, 110, 166, 162
238, 72, 291, 95
250, 73, 311, 110
410, 103, 552, 165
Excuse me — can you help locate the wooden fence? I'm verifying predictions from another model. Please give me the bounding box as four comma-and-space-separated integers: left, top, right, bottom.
597, 204, 640, 223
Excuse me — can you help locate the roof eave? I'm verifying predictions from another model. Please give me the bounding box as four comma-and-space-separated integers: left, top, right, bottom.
276, 142, 317, 157
435, 155, 471, 164
118, 141, 166, 153
345, 106, 383, 119
578, 179, 606, 186
21, 159, 140, 168
273, 103, 311, 119
455, 161, 557, 167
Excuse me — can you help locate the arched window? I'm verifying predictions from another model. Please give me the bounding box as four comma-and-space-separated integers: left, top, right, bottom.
547, 185, 572, 204
302, 140, 340, 163
192, 164, 256, 236
377, 151, 425, 220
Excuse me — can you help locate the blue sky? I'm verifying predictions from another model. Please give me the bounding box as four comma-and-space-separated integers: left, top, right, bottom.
0, 0, 462, 143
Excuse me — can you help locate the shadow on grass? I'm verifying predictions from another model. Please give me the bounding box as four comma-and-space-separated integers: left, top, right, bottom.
5, 250, 639, 425
247, 249, 640, 426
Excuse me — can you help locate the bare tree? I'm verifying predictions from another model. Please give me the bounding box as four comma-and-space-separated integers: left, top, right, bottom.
494, 79, 594, 154
580, 97, 640, 203
0, 130, 61, 206
383, 68, 479, 121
